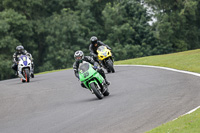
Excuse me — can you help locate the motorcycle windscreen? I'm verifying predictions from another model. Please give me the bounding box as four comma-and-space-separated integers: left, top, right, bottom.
97, 46, 106, 52
79, 63, 90, 73
79, 63, 95, 82
20, 55, 28, 66
97, 46, 108, 58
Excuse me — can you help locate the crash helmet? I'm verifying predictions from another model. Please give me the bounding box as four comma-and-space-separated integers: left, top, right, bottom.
16, 45, 24, 54
90, 36, 98, 45
74, 50, 84, 62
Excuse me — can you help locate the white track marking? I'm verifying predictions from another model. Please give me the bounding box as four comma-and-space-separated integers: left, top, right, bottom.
116, 65, 200, 77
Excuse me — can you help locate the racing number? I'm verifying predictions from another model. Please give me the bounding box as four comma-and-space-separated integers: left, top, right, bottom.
84, 72, 89, 78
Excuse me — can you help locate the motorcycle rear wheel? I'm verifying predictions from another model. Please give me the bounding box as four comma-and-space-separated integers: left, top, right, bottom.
107, 59, 115, 73
103, 90, 110, 96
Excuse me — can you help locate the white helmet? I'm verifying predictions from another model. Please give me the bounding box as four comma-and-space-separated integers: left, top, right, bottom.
74, 50, 84, 61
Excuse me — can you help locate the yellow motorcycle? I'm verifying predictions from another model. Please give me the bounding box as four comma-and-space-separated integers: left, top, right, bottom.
97, 46, 115, 73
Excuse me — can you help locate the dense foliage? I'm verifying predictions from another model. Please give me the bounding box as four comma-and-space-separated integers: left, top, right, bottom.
144, 0, 200, 52
0, 0, 199, 80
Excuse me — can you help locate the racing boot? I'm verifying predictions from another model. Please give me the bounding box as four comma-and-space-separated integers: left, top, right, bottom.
31, 63, 34, 78
31, 70, 34, 78
105, 78, 110, 86
31, 73, 34, 78
15, 71, 18, 76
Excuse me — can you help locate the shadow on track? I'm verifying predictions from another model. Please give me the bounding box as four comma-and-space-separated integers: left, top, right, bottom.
73, 94, 113, 104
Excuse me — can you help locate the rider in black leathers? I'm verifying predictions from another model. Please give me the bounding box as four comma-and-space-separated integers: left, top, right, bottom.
12, 45, 34, 77
89, 36, 111, 62
73, 50, 110, 88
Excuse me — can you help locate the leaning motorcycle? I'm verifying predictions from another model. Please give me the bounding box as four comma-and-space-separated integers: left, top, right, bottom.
97, 46, 115, 73
79, 62, 110, 99
17, 55, 34, 83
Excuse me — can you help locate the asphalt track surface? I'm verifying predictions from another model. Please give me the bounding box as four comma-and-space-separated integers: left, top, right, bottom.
0, 65, 200, 133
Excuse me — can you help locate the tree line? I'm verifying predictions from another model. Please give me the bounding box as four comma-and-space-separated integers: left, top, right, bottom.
0, 0, 199, 80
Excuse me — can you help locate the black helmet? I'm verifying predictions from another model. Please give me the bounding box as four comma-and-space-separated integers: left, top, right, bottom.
90, 36, 98, 45
16, 45, 24, 54
74, 50, 84, 62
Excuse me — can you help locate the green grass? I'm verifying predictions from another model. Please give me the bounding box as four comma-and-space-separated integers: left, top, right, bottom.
115, 49, 200, 73
146, 108, 200, 133
115, 49, 200, 133
35, 68, 72, 75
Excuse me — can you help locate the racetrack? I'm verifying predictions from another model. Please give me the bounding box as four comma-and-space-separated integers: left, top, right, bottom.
0, 65, 200, 133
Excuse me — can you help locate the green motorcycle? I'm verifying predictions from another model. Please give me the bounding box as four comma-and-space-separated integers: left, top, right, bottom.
79, 62, 110, 99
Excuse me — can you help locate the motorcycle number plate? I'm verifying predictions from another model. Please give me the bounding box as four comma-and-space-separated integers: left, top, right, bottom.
83, 72, 89, 78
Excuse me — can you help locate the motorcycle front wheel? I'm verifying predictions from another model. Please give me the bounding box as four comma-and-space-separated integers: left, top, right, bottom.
23, 68, 30, 82
90, 82, 103, 99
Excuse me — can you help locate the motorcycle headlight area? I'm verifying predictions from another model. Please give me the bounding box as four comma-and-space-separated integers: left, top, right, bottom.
103, 52, 107, 57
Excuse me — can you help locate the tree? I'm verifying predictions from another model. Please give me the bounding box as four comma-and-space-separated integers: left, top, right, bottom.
102, 0, 159, 59
0, 9, 33, 79
144, 0, 200, 52
38, 9, 86, 71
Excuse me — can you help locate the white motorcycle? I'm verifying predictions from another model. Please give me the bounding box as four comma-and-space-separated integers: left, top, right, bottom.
17, 55, 34, 83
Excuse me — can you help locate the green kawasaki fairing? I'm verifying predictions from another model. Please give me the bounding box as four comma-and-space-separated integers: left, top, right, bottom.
79, 62, 104, 88
78, 62, 109, 99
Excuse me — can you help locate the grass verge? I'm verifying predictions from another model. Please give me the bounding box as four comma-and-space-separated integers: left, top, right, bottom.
115, 49, 200, 73
115, 49, 200, 133
35, 68, 72, 75
146, 108, 200, 133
